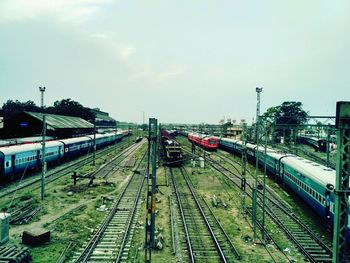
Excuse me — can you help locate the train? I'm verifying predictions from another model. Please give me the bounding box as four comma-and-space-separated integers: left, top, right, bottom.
217, 137, 350, 244
188, 133, 218, 151
297, 135, 336, 153
0, 132, 126, 181
160, 130, 183, 166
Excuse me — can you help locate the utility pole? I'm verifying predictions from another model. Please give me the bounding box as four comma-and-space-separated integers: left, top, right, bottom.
145, 118, 158, 263
241, 123, 247, 212
332, 101, 350, 263
39, 87, 46, 201
326, 125, 331, 167
253, 87, 263, 240
143, 111, 145, 130
255, 87, 263, 143
241, 123, 247, 190
261, 121, 268, 242
93, 117, 96, 166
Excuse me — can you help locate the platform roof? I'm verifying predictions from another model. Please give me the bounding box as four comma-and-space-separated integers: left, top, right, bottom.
24, 111, 94, 130
90, 109, 116, 122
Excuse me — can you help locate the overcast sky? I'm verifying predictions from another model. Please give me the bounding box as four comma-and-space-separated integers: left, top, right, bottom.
1, 1, 349, 124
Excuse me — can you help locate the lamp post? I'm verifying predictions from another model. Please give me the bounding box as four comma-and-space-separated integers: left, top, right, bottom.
253, 86, 263, 240
255, 87, 263, 143
39, 87, 46, 200
93, 117, 96, 166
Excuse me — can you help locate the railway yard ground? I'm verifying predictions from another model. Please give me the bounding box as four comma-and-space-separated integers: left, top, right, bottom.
0, 135, 338, 262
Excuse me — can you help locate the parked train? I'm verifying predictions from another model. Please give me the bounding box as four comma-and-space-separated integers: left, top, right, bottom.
188, 133, 218, 151
0, 132, 126, 181
160, 130, 183, 166
297, 135, 336, 153
218, 137, 350, 243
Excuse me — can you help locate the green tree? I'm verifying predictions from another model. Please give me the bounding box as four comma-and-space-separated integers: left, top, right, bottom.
222, 121, 233, 136
1, 100, 41, 119
262, 101, 308, 144
47, 98, 95, 121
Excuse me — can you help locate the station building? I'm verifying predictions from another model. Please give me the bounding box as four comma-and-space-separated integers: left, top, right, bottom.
2, 111, 94, 139
225, 126, 243, 139
89, 108, 117, 132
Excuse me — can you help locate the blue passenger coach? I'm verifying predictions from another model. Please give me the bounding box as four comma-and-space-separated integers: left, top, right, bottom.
0, 132, 126, 181
217, 137, 350, 243
0, 141, 63, 178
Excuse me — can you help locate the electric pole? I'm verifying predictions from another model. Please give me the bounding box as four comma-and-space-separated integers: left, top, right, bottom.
39, 87, 46, 201
145, 118, 158, 263
332, 101, 350, 263
253, 86, 263, 240
255, 87, 263, 143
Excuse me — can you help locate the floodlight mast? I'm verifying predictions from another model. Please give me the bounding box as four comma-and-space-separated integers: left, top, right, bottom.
39, 86, 46, 200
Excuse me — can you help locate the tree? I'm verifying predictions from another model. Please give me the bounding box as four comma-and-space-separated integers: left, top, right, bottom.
46, 98, 95, 121
1, 100, 42, 119
222, 121, 233, 136
262, 101, 308, 144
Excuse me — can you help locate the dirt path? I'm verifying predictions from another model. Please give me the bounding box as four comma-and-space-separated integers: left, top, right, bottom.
9, 199, 95, 239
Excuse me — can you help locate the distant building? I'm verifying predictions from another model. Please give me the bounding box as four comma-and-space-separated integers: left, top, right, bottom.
3, 111, 94, 139
226, 126, 243, 139
90, 108, 116, 131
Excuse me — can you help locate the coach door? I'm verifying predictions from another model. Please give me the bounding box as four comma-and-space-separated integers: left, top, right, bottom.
279, 163, 285, 186
324, 189, 332, 233
0, 155, 3, 177
11, 155, 16, 177
274, 159, 279, 181
36, 150, 41, 169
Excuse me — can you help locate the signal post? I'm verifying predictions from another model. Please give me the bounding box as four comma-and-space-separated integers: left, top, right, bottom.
332, 102, 350, 263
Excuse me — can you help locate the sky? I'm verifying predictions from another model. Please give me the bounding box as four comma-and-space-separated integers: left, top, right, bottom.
1, 1, 349, 125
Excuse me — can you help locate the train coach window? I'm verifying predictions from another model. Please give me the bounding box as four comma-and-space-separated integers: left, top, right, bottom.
5, 161, 10, 167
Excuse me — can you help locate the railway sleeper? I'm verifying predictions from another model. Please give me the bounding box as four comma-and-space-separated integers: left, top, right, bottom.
312, 257, 332, 262
310, 254, 332, 259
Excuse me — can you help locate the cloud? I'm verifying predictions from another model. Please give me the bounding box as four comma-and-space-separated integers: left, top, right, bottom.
127, 64, 188, 85
156, 64, 188, 82
90, 33, 108, 39
116, 45, 137, 61
0, 0, 112, 24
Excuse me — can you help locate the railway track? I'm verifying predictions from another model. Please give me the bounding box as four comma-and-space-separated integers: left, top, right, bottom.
88, 140, 145, 180
73, 150, 147, 262
206, 154, 333, 263
169, 167, 240, 263
0, 138, 135, 199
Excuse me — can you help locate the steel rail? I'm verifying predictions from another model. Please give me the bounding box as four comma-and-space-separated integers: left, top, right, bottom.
74, 150, 147, 262
114, 166, 146, 262
208, 156, 333, 262
179, 167, 228, 263
201, 197, 241, 260
169, 168, 195, 263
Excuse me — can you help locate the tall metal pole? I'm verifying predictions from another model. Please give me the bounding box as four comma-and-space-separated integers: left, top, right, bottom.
252, 127, 259, 241
326, 125, 330, 167
39, 87, 46, 201
241, 123, 247, 212
241, 123, 247, 191
145, 118, 158, 263
93, 118, 96, 166
143, 111, 145, 130
255, 87, 263, 143
262, 121, 268, 242
253, 87, 263, 240
332, 101, 350, 263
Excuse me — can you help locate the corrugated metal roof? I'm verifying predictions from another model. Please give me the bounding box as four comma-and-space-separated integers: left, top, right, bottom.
94, 111, 116, 122
25, 111, 94, 129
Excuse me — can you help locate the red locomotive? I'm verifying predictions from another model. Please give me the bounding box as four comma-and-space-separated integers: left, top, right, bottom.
188, 133, 218, 151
